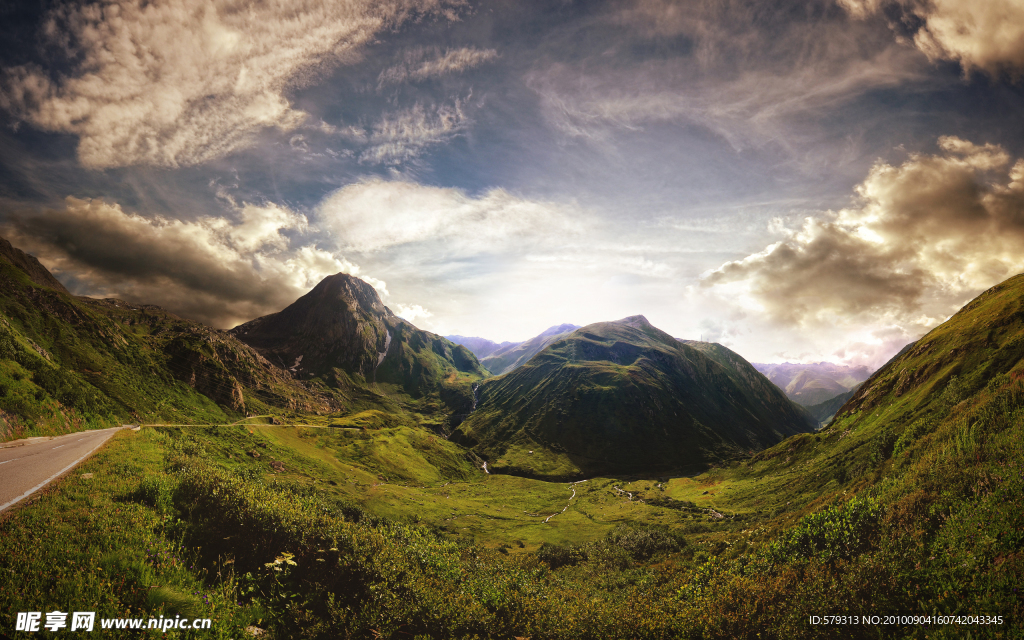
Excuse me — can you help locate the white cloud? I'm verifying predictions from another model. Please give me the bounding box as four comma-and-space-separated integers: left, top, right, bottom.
0, 0, 463, 168
840, 0, 1024, 76
703, 136, 1024, 335
377, 46, 498, 88
4, 196, 368, 328
528, 0, 922, 153
530, 48, 920, 153
318, 177, 581, 253
391, 303, 433, 323
359, 100, 469, 165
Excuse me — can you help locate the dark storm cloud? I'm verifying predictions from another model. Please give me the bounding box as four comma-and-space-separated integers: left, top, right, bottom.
2, 197, 368, 328
704, 137, 1024, 327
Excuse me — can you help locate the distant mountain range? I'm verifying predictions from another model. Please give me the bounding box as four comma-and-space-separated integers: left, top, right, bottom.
442, 335, 518, 360
447, 323, 581, 375
0, 234, 822, 476
751, 361, 873, 406
454, 316, 815, 479
804, 388, 858, 424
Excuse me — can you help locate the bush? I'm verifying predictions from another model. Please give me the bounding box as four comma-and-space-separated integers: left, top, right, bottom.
604, 524, 687, 562
762, 496, 883, 567
537, 542, 588, 569
134, 475, 176, 513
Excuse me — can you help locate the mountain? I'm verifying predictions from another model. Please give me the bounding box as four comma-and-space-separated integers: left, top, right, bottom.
230, 273, 488, 404
478, 323, 581, 375
0, 236, 70, 294
804, 387, 857, 425
0, 236, 340, 439
444, 335, 517, 360
453, 316, 815, 479
751, 361, 873, 406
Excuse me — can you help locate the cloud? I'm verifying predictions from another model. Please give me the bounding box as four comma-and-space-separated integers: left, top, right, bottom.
391, 303, 433, 323
359, 100, 469, 165
839, 0, 1024, 76
318, 177, 581, 253
703, 136, 1024, 330
0, 0, 463, 168
377, 46, 498, 88
3, 196, 369, 328
527, 0, 923, 155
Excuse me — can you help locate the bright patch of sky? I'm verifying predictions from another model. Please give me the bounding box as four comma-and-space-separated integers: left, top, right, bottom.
1, 0, 1023, 367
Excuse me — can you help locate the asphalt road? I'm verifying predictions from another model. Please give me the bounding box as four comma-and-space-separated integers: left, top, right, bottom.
0, 427, 123, 513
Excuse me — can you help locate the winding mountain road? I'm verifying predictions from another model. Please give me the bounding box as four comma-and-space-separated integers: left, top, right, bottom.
0, 427, 123, 513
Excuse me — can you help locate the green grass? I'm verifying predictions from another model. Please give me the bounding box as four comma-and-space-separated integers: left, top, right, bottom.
4, 261, 1024, 638
0, 430, 262, 638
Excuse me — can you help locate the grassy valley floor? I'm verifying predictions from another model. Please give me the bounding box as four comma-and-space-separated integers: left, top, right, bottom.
3, 386, 1022, 639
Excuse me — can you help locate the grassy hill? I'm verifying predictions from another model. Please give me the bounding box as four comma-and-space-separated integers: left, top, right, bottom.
455, 316, 814, 479
0, 238, 351, 440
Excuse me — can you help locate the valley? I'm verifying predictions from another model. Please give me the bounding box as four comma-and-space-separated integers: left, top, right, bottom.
0, 236, 1021, 639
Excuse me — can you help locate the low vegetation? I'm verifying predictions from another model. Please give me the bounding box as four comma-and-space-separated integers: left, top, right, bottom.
2, 253, 1023, 638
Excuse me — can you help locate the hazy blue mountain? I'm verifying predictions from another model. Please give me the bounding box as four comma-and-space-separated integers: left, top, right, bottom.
445, 335, 518, 360
751, 361, 873, 406
804, 388, 859, 425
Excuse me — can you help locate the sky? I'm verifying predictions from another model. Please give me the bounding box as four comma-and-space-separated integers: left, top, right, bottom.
1, 0, 1023, 368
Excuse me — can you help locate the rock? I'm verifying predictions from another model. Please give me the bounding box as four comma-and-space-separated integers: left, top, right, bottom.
249, 450, 260, 459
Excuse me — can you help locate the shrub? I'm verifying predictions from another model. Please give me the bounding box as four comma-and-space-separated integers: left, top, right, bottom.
761, 496, 883, 567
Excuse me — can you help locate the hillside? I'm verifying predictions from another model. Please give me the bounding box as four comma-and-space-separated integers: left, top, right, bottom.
230, 273, 489, 417
2, 256, 1022, 640
752, 361, 872, 405
454, 316, 815, 479
0, 237, 342, 440
478, 323, 580, 375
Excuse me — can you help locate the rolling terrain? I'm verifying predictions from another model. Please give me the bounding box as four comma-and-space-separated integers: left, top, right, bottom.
1, 235, 1021, 639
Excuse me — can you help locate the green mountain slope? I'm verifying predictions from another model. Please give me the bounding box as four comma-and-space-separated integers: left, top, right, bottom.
478, 323, 580, 375
454, 316, 815, 479
634, 273, 1024, 636
0, 237, 341, 440
230, 273, 488, 415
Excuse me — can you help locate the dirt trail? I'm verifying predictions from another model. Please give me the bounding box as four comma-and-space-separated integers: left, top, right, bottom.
544, 480, 587, 523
